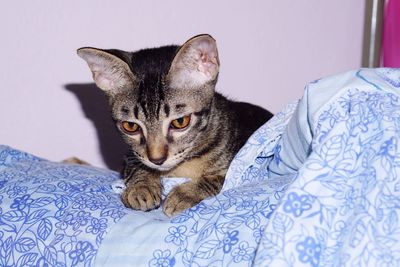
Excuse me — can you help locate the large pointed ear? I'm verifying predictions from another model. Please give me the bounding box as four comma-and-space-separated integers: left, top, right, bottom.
167, 34, 219, 89
77, 48, 135, 92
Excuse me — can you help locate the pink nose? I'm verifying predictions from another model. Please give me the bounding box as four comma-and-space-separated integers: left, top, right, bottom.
146, 142, 168, 166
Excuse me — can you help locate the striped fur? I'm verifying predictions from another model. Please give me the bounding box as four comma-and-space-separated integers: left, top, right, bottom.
78, 34, 273, 216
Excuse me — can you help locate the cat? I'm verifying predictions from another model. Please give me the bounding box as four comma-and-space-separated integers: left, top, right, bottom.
77, 34, 273, 217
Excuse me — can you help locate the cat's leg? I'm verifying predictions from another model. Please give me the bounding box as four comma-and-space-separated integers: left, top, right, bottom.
121, 169, 162, 211
163, 174, 224, 217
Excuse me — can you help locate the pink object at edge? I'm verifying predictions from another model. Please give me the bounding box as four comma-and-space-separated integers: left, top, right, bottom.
383, 0, 400, 67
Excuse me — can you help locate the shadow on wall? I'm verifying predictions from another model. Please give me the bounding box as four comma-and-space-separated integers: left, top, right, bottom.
65, 83, 127, 171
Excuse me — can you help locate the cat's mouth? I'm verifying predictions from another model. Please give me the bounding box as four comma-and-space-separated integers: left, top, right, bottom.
142, 159, 182, 172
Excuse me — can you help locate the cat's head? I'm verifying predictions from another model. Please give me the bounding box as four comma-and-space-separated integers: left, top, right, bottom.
77, 34, 220, 171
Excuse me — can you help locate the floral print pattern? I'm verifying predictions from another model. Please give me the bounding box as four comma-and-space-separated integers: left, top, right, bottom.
0, 146, 126, 267
2, 68, 400, 267
283, 192, 313, 217
296, 237, 321, 266
255, 68, 400, 266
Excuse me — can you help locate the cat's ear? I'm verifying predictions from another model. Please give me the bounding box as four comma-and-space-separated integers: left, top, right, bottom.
168, 34, 219, 89
77, 48, 135, 92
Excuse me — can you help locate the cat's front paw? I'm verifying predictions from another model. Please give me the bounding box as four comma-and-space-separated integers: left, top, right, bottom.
163, 184, 202, 217
122, 183, 161, 211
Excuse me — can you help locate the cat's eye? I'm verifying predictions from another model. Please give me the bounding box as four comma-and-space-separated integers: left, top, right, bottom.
121, 121, 140, 134
170, 115, 191, 130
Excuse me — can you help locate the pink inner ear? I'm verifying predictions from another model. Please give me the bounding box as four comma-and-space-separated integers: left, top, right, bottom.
197, 53, 218, 78
168, 35, 219, 88
195, 42, 219, 79
92, 69, 113, 90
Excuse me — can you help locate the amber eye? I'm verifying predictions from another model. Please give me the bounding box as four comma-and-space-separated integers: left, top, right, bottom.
121, 121, 140, 134
170, 115, 191, 130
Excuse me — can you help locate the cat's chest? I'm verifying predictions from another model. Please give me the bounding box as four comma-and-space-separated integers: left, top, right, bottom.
165, 156, 209, 181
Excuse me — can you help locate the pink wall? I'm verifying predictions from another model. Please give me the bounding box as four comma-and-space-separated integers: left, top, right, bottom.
0, 1, 365, 170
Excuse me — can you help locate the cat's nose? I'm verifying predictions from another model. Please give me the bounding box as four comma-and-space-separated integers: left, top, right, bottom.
149, 156, 167, 165
146, 140, 168, 165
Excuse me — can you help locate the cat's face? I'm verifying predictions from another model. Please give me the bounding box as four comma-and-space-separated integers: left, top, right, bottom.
110, 80, 214, 171
78, 35, 220, 171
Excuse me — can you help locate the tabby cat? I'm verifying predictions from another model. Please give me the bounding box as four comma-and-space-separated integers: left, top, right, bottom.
77, 34, 273, 217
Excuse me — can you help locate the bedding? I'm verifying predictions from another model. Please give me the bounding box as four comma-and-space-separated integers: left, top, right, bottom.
1, 68, 400, 267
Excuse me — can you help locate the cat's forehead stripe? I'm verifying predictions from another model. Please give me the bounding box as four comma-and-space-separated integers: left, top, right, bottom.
174, 104, 186, 112
136, 73, 166, 119
134, 106, 139, 119
121, 106, 129, 114
139, 100, 149, 118
164, 104, 170, 117
155, 75, 164, 120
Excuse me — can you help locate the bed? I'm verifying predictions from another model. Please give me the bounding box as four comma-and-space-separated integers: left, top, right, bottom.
1, 68, 400, 266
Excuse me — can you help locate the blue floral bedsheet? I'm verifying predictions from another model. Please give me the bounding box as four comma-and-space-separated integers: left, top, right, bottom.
0, 147, 127, 267
254, 68, 400, 266
1, 68, 400, 267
